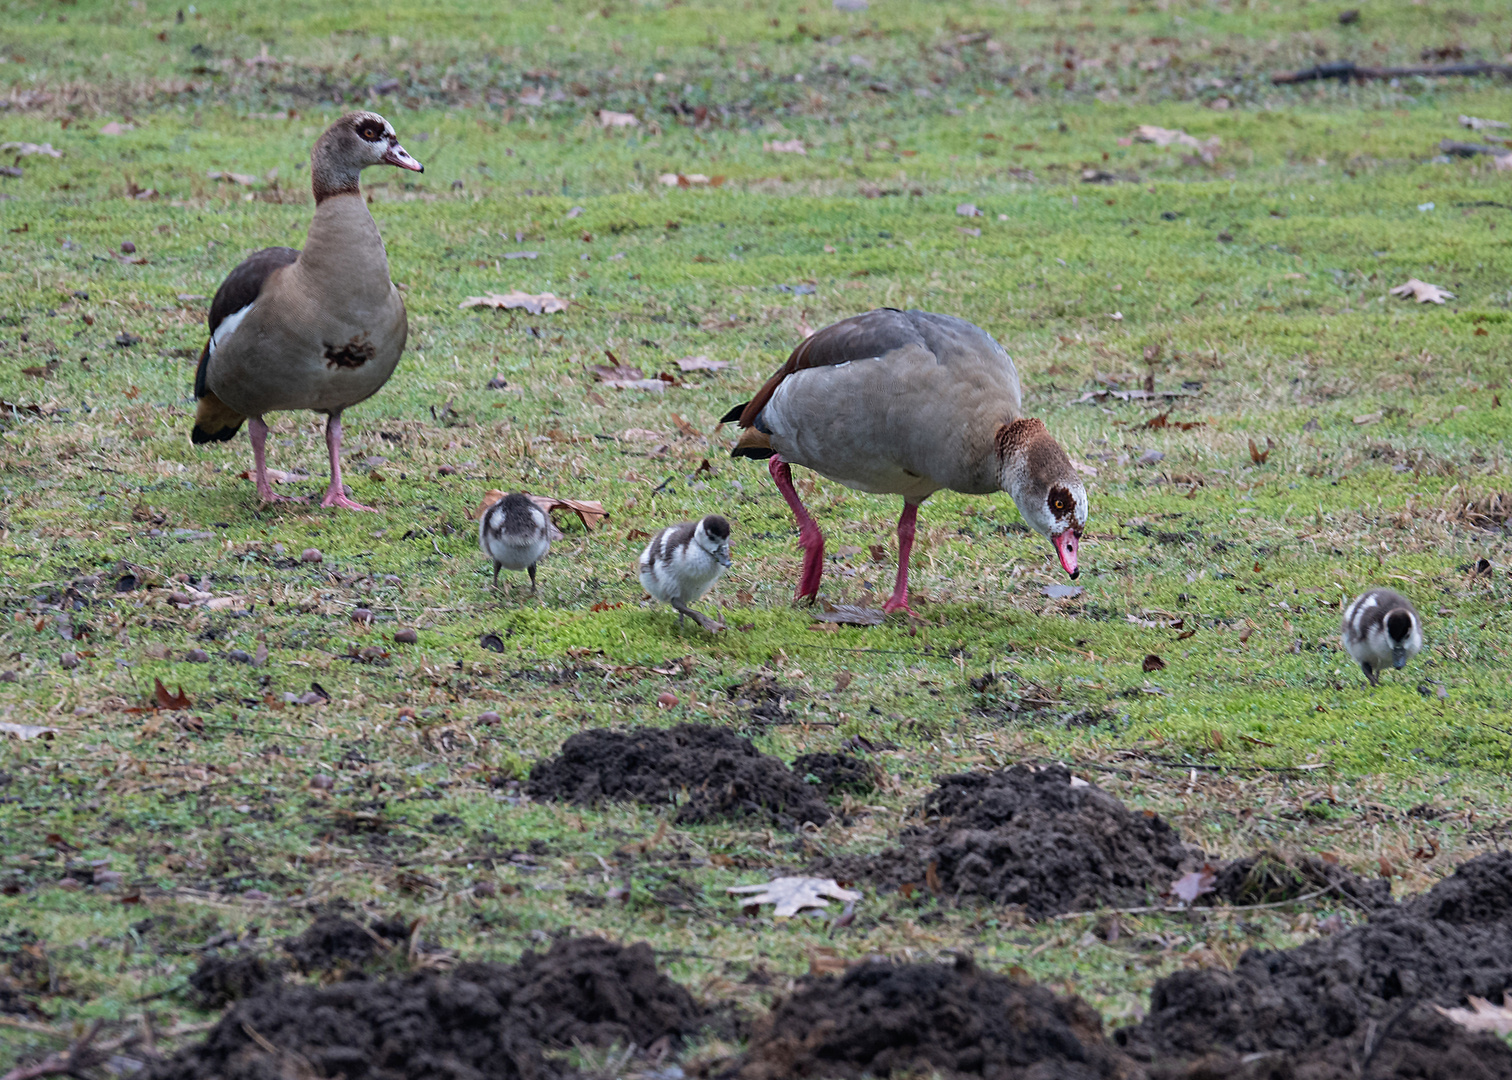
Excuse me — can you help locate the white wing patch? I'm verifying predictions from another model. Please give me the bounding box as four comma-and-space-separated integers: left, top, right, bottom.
208, 302, 254, 358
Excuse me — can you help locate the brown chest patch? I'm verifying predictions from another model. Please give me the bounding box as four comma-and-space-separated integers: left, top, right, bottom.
324, 334, 375, 369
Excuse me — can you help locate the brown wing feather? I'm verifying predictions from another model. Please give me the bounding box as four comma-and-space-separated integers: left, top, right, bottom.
190, 246, 300, 444
733, 308, 924, 428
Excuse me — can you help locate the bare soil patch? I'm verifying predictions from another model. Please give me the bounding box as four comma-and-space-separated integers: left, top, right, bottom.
1121, 850, 1512, 1078
526, 724, 834, 828
151, 936, 705, 1080
730, 953, 1140, 1079
814, 765, 1388, 918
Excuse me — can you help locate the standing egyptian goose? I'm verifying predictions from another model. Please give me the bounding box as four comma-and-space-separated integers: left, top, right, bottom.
1341, 588, 1423, 686
720, 309, 1088, 614
479, 492, 553, 591
190, 111, 423, 512
639, 515, 732, 632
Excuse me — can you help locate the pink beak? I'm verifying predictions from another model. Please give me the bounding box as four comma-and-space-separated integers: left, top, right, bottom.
1052, 530, 1079, 579
383, 142, 424, 172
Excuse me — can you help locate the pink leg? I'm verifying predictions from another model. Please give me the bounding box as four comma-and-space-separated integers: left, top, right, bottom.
883, 500, 922, 617
769, 455, 825, 600
320, 412, 377, 512
248, 417, 306, 504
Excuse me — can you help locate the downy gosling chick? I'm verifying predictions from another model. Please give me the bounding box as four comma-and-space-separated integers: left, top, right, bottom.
479, 492, 552, 591
1341, 587, 1423, 686
639, 515, 732, 632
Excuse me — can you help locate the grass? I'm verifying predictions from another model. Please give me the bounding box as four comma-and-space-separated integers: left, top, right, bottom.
1, 0, 1511, 1069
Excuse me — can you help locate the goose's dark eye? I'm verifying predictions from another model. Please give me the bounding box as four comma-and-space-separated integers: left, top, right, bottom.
356, 122, 384, 142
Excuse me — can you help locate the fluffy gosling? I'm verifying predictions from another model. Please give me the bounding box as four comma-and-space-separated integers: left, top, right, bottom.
479, 492, 552, 591
639, 515, 731, 632
1341, 587, 1423, 686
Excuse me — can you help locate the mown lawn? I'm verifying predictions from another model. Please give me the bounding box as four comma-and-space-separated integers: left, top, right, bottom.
1, 0, 1510, 1069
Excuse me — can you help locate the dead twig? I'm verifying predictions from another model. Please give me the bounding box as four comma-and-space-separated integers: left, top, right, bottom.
1, 1019, 105, 1080
1048, 887, 1329, 922
1271, 60, 1512, 84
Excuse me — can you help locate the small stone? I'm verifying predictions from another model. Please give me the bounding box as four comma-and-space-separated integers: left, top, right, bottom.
93, 869, 123, 888
121, 240, 136, 254
242, 889, 271, 901
0, 670, 16, 683
352, 607, 374, 625
473, 879, 497, 898
185, 649, 210, 663
310, 774, 335, 790
57, 877, 81, 891
393, 628, 418, 644
477, 710, 500, 725
656, 692, 679, 709
383, 574, 401, 586
300, 547, 323, 563
227, 649, 252, 663
60, 652, 79, 670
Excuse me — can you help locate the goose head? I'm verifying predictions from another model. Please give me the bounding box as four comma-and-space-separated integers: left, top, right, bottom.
311, 111, 423, 201
996, 418, 1088, 578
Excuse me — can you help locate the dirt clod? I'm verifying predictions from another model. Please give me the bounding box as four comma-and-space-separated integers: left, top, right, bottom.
732, 954, 1140, 1079
151, 936, 704, 1080
280, 914, 414, 974
186, 952, 284, 1009
527, 724, 832, 828
1120, 850, 1512, 1076
813, 764, 1194, 917
792, 752, 877, 797
1211, 850, 1391, 910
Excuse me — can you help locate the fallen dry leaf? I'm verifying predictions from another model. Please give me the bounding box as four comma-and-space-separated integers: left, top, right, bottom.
237, 468, 305, 485
459, 290, 567, 315
0, 141, 62, 158
1142, 653, 1167, 672
591, 359, 677, 391
153, 678, 192, 710
764, 139, 807, 155
727, 876, 861, 918
676, 355, 729, 372
1134, 124, 1221, 163
1248, 437, 1274, 464
206, 169, 259, 185
527, 494, 610, 532
597, 109, 639, 128
1435, 996, 1512, 1036
813, 604, 886, 626
657, 173, 724, 187
1169, 865, 1218, 904
1390, 278, 1454, 304
0, 722, 58, 740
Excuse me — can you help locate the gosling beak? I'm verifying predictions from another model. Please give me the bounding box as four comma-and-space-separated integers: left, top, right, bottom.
383, 141, 424, 172
1393, 648, 1407, 669
717, 553, 733, 568
1052, 529, 1079, 579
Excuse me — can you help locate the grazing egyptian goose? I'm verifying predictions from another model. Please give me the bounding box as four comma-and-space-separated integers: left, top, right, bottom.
1341, 588, 1423, 686
480, 492, 553, 591
720, 309, 1088, 614
190, 111, 423, 512
639, 515, 732, 632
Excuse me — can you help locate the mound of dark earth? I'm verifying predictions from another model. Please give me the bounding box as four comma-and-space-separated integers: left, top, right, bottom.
1120, 850, 1512, 1078
813, 764, 1197, 917
526, 724, 833, 828
792, 751, 878, 797
150, 937, 705, 1080
813, 765, 1387, 919
731, 954, 1141, 1079
282, 913, 417, 974
1212, 850, 1392, 910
